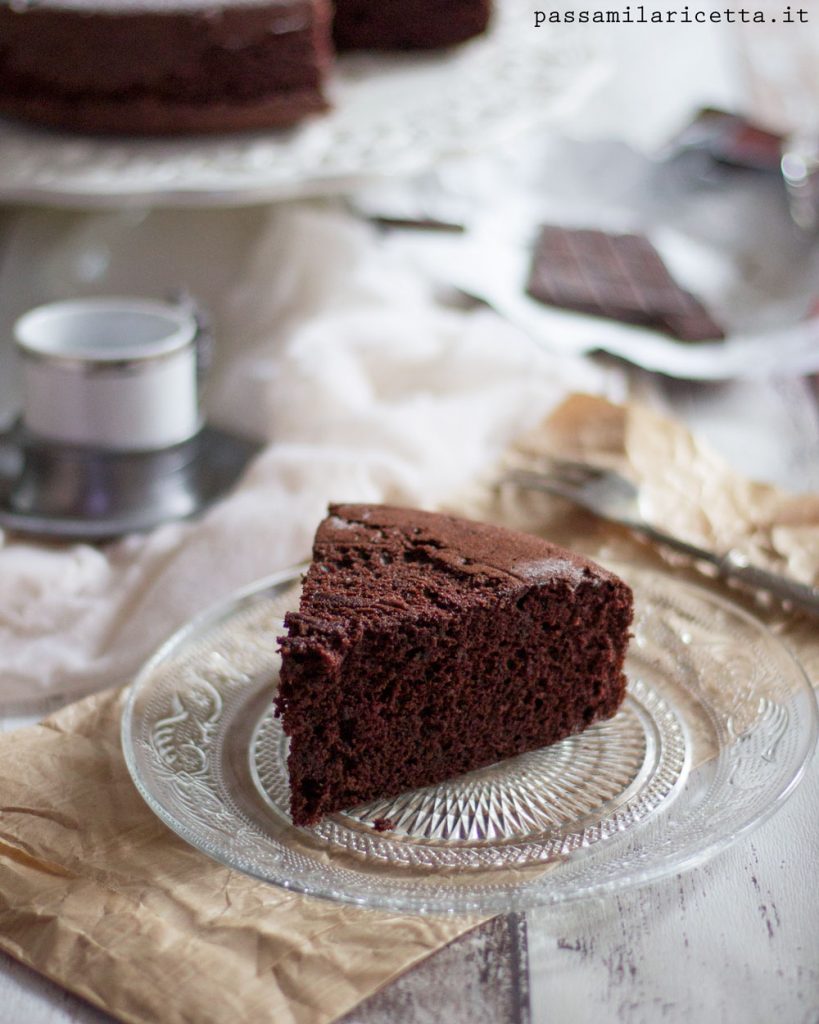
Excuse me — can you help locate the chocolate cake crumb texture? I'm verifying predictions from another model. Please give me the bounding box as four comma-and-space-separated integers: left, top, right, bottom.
276, 504, 634, 827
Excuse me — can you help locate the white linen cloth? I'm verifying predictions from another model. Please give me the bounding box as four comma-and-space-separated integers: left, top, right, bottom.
0, 202, 613, 710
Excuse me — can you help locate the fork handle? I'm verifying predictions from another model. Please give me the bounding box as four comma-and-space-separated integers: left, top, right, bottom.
717, 549, 819, 616
637, 524, 819, 616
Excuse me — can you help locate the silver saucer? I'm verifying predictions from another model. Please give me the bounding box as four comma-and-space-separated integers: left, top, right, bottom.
0, 422, 261, 541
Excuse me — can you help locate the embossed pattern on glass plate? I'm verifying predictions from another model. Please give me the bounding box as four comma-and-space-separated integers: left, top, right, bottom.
121, 564, 818, 914
249, 679, 688, 869
0, 5, 601, 208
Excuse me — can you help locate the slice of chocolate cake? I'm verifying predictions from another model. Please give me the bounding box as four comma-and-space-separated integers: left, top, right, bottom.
333, 0, 492, 51
276, 504, 633, 827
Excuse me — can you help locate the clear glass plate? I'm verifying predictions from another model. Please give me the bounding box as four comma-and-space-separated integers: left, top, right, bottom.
121, 563, 818, 914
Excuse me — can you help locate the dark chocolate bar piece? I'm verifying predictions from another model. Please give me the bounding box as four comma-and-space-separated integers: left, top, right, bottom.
673, 107, 784, 172
526, 226, 725, 343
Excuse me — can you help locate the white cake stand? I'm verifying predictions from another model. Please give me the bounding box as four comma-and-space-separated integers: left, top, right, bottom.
0, 5, 602, 209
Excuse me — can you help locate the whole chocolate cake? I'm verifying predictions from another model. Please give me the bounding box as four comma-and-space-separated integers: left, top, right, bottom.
0, 0, 492, 134
277, 504, 634, 827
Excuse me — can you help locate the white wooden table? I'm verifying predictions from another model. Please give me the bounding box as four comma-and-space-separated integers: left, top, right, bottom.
1, 21, 819, 1024
524, 372, 819, 1024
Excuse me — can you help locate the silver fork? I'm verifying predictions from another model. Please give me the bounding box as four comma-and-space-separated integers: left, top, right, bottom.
504, 461, 819, 617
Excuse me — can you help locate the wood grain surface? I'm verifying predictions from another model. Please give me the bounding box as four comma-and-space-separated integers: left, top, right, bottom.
527, 769, 819, 1024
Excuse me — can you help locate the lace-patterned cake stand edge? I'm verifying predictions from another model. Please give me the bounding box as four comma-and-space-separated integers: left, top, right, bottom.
121, 563, 818, 915
0, 9, 604, 209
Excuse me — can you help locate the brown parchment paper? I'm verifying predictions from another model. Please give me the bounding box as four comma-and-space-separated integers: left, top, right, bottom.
0, 394, 817, 1024
0, 686, 481, 1024
454, 394, 819, 688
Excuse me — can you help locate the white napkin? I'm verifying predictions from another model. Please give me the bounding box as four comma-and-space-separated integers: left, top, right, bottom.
371, 135, 819, 381
0, 202, 615, 710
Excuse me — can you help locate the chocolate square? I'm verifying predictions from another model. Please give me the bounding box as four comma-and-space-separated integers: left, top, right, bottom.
526, 226, 725, 342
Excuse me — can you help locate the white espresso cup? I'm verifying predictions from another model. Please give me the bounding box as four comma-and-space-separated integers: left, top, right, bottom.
14, 298, 201, 451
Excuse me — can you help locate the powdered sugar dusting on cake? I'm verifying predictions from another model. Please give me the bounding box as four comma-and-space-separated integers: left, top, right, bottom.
327, 515, 359, 531
513, 558, 588, 587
